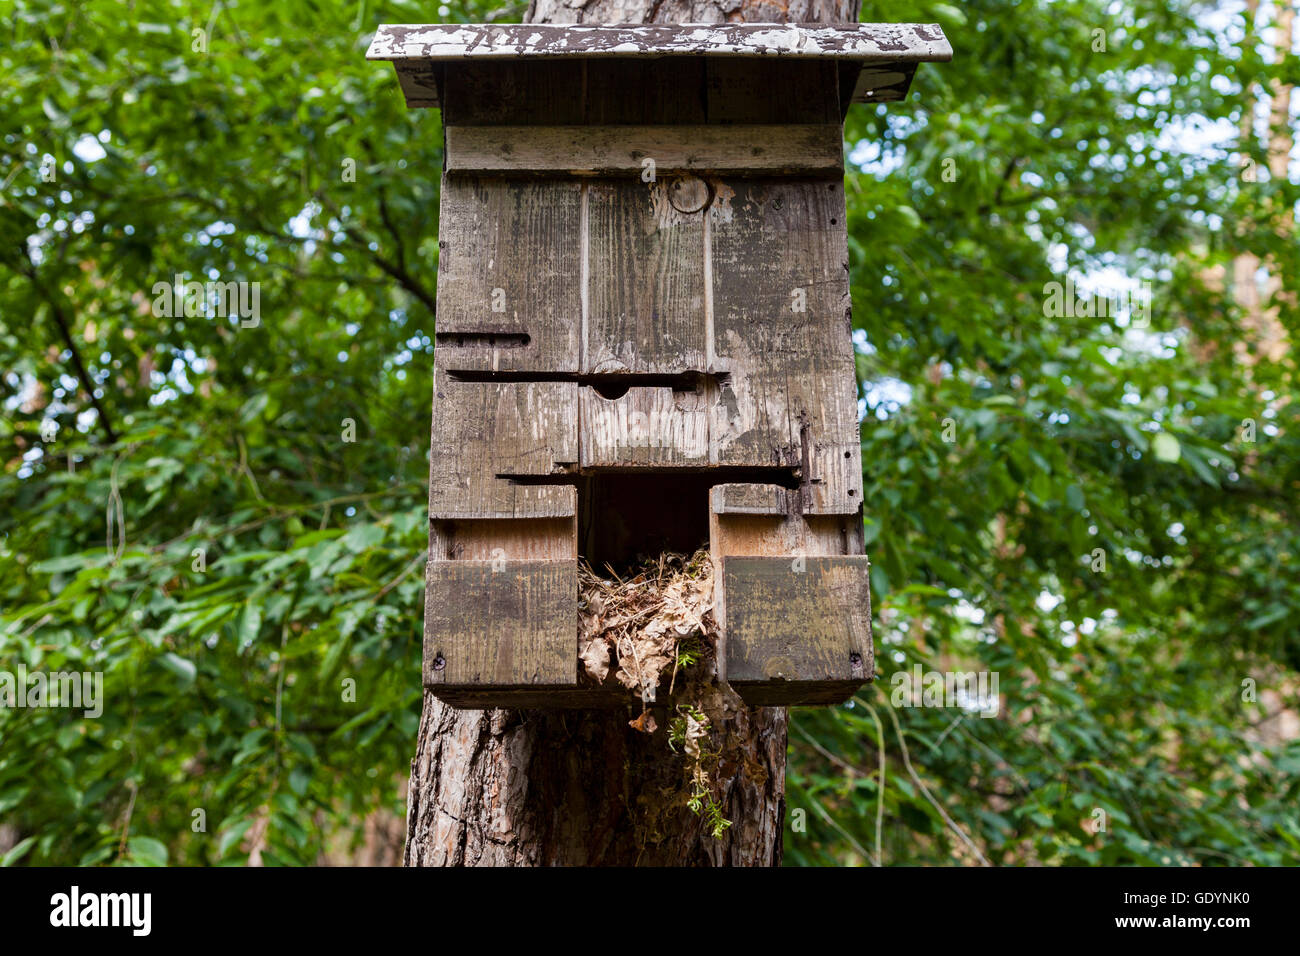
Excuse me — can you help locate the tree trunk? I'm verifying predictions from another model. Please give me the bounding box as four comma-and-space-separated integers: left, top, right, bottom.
404, 0, 860, 867
1258, 0, 1294, 364
1233, 0, 1293, 367
523, 0, 858, 23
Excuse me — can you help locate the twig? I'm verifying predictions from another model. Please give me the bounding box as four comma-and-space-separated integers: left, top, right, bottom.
862, 703, 888, 867
236, 433, 265, 501
375, 551, 425, 600
798, 783, 877, 864
20, 249, 119, 443
875, 695, 992, 866
106, 451, 127, 564
116, 780, 138, 860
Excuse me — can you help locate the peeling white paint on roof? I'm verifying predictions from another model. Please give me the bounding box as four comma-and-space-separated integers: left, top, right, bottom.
365, 23, 952, 64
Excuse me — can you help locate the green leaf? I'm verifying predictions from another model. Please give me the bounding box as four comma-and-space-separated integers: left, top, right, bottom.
289, 765, 311, 797
239, 603, 263, 647
870, 564, 891, 598
341, 523, 386, 553
157, 653, 197, 685
218, 820, 254, 858
33, 553, 100, 574
1180, 445, 1221, 487
2, 836, 38, 866
338, 600, 371, 641
239, 392, 270, 424
1065, 484, 1085, 512
1245, 605, 1287, 631
1152, 432, 1180, 463
127, 836, 169, 866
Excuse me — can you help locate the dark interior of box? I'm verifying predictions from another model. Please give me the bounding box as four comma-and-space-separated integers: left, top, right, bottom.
577, 472, 712, 573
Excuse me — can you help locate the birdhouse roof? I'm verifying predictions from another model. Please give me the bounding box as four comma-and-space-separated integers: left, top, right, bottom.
367, 23, 952, 110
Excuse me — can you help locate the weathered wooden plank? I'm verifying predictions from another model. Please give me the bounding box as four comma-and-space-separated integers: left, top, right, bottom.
432, 685, 627, 709
586, 179, 707, 374
430, 517, 576, 562
444, 125, 844, 177
579, 384, 709, 467
710, 482, 789, 516
394, 61, 440, 108
711, 179, 850, 332
428, 366, 578, 519
709, 486, 861, 564
705, 59, 839, 125
709, 489, 865, 703
585, 59, 708, 125
722, 555, 872, 705
851, 64, 917, 103
368, 23, 954, 65
424, 559, 577, 688
708, 179, 862, 513
435, 176, 582, 373
442, 60, 586, 125
710, 512, 860, 560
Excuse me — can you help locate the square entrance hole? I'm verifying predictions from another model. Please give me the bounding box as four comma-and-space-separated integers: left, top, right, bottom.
577, 473, 714, 574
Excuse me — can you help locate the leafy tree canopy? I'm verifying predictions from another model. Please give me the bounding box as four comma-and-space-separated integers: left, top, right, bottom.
2, 0, 1296, 866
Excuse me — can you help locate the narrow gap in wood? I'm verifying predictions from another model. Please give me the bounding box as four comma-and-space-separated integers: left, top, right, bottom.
445, 369, 725, 388
498, 465, 799, 487
703, 199, 715, 367
435, 331, 531, 349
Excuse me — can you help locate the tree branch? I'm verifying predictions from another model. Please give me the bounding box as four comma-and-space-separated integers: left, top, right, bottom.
18, 246, 119, 444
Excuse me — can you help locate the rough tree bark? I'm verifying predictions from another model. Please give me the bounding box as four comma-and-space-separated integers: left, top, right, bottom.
404, 0, 862, 868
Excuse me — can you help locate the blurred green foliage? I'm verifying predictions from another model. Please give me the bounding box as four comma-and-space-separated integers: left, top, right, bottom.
2, 0, 1297, 866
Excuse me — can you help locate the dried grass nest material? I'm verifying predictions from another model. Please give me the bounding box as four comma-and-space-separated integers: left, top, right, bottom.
577, 549, 718, 706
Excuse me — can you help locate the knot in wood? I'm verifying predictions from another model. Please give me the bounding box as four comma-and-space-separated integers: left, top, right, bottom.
762, 656, 799, 680
667, 176, 712, 214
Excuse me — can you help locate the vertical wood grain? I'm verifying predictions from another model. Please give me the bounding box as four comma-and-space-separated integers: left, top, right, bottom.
579, 384, 709, 467
435, 176, 583, 373
708, 178, 863, 514
586, 179, 708, 374
428, 365, 578, 519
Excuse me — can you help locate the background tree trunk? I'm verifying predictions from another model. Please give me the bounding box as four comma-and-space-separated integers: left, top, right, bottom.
404, 0, 861, 866
1233, 0, 1293, 367
524, 0, 858, 23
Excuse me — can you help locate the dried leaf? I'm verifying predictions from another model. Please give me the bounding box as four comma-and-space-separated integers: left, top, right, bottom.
579, 635, 611, 682
578, 548, 716, 700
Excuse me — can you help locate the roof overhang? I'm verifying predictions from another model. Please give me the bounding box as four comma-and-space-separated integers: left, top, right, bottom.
366, 23, 952, 111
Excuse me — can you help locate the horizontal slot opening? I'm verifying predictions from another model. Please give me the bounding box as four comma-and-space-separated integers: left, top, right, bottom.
435, 331, 531, 349
497, 465, 799, 487
447, 369, 726, 389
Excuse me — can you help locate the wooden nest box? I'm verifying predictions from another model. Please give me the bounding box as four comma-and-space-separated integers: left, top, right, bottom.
367, 23, 951, 709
